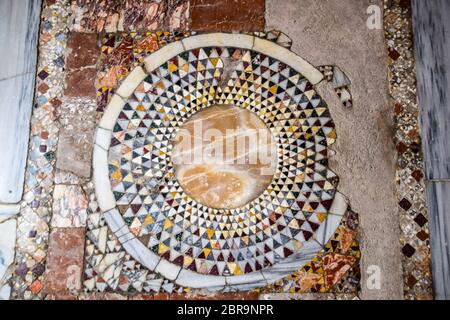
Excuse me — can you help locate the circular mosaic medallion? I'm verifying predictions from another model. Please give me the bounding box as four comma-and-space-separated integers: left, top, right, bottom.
94, 33, 347, 289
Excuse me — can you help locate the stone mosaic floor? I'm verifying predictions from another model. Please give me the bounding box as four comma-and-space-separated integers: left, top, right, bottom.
384, 0, 433, 299
0, 0, 431, 300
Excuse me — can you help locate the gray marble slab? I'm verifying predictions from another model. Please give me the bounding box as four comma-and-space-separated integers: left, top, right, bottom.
0, 203, 20, 223
412, 0, 450, 300
425, 181, 450, 300
412, 0, 450, 181
0, 0, 41, 204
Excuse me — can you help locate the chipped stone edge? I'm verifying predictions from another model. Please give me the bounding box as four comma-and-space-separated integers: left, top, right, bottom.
154, 259, 182, 281
314, 191, 348, 245
182, 33, 254, 51
144, 41, 184, 73
225, 271, 268, 291
260, 240, 323, 285
252, 37, 324, 85
95, 93, 125, 213
95, 127, 112, 151
0, 203, 20, 215
98, 94, 125, 131
103, 208, 160, 271
329, 192, 348, 216
0, 203, 20, 223
176, 269, 226, 291
92, 145, 116, 212
116, 66, 147, 99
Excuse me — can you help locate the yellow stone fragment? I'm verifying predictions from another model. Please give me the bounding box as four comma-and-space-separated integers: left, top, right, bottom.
164, 219, 174, 230
158, 243, 169, 254
143, 215, 154, 225
111, 170, 122, 180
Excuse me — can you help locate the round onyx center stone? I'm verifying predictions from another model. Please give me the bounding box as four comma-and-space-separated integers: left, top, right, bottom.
172, 105, 278, 209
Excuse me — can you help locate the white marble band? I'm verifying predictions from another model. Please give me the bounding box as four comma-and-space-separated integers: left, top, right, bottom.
143, 33, 323, 84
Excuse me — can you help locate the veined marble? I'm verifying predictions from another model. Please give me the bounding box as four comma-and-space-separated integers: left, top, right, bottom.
172, 105, 278, 209
0, 219, 16, 299
0, 0, 41, 203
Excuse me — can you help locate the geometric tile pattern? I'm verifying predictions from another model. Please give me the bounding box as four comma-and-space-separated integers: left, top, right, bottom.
97, 31, 192, 115
252, 30, 293, 49
317, 65, 353, 108
83, 182, 183, 294
108, 45, 338, 276
384, 0, 433, 300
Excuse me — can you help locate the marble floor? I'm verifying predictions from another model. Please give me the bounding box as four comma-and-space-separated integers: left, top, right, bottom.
0, 0, 41, 300
0, 0, 437, 300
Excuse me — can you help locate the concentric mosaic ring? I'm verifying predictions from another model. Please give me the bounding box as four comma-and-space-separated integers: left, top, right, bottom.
93, 33, 348, 290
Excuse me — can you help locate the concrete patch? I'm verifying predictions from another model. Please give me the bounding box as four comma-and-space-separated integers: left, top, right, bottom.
266, 0, 403, 299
